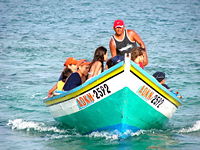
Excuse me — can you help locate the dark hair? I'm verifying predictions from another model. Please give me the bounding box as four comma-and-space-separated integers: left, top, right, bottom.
153, 71, 165, 82
106, 56, 124, 69
61, 68, 72, 82
90, 46, 107, 71
106, 58, 115, 69
131, 47, 145, 61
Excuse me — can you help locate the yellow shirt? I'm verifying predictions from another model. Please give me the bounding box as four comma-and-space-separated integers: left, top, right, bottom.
57, 81, 65, 91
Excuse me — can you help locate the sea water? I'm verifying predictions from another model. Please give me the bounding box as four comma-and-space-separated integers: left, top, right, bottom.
0, 0, 200, 149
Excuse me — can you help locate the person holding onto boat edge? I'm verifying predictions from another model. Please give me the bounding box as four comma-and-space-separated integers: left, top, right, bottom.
153, 72, 170, 90
153, 71, 183, 99
48, 57, 80, 97
63, 60, 90, 91
109, 19, 148, 66
49, 68, 72, 96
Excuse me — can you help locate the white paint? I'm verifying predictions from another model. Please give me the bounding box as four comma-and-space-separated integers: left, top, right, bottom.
48, 70, 177, 119
49, 73, 126, 118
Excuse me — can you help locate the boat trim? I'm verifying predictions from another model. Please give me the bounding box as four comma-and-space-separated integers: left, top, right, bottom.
130, 62, 181, 107
44, 62, 124, 106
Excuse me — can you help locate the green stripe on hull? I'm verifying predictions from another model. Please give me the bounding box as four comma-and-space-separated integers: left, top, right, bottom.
55, 87, 168, 134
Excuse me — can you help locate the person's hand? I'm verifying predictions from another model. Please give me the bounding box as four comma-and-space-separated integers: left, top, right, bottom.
48, 92, 52, 98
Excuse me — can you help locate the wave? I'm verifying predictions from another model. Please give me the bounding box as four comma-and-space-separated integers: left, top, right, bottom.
7, 119, 67, 133
88, 130, 144, 140
9, 119, 200, 140
7, 119, 144, 140
178, 120, 200, 133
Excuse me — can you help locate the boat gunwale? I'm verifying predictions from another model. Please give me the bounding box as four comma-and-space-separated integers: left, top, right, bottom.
130, 61, 182, 106
44, 60, 182, 107
44, 61, 124, 103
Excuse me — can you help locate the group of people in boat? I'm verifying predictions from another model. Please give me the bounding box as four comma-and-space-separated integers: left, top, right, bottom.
48, 19, 180, 98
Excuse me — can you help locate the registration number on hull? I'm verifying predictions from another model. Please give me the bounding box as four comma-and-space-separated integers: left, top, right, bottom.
76, 83, 111, 109
137, 85, 165, 108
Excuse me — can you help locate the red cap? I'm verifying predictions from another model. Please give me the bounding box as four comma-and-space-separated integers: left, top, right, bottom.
64, 57, 78, 66
77, 59, 91, 67
113, 20, 125, 28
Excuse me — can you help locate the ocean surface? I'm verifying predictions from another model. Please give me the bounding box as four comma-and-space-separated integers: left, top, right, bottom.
0, 0, 200, 149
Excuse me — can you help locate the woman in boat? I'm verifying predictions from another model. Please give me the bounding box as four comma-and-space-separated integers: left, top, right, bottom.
88, 46, 108, 79
131, 47, 146, 69
63, 60, 90, 91
58, 57, 80, 80
48, 57, 80, 97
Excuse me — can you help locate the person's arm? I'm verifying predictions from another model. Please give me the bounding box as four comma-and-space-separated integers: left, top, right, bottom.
128, 30, 146, 49
109, 38, 117, 57
128, 30, 148, 66
48, 84, 57, 97
88, 61, 102, 79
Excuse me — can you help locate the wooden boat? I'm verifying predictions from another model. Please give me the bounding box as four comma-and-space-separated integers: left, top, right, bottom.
44, 56, 182, 134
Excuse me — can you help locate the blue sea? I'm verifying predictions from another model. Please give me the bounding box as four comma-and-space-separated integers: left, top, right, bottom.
0, 0, 200, 149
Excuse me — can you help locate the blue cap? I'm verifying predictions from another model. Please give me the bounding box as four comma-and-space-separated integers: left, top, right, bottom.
111, 56, 124, 64
153, 71, 165, 82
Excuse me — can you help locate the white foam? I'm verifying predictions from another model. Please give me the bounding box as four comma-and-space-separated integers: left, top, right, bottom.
124, 129, 144, 136
31, 92, 42, 99
178, 120, 200, 133
88, 130, 143, 140
7, 119, 145, 140
88, 131, 119, 140
7, 119, 66, 133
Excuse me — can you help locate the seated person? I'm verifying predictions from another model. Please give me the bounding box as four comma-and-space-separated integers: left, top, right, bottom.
48, 57, 80, 97
153, 71, 182, 98
131, 47, 146, 69
58, 57, 82, 80
88, 46, 108, 79
153, 71, 170, 89
49, 68, 72, 96
106, 55, 124, 69
63, 60, 90, 91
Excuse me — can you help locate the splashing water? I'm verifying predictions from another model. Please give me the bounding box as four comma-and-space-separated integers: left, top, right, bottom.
88, 129, 144, 140
7, 119, 145, 140
7, 119, 66, 133
178, 120, 200, 133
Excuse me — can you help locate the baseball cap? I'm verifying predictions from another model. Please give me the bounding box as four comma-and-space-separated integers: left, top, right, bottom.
77, 59, 90, 67
106, 56, 124, 69
111, 55, 124, 64
153, 71, 166, 82
64, 57, 79, 66
113, 20, 125, 28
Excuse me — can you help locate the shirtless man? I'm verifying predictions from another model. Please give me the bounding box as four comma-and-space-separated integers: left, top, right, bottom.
109, 20, 148, 66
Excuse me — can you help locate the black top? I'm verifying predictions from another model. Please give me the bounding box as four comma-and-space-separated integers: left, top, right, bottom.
112, 30, 137, 56
162, 84, 170, 89
63, 72, 82, 91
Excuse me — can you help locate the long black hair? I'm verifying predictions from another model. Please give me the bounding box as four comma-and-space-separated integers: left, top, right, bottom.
90, 46, 107, 71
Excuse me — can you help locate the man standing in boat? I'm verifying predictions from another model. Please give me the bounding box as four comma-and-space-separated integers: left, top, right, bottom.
109, 20, 148, 66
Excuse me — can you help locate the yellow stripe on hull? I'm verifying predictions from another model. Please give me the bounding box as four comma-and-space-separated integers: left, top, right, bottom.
130, 66, 181, 107
45, 66, 124, 106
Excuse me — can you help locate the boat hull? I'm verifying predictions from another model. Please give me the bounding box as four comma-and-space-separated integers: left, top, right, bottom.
55, 87, 168, 134
44, 59, 181, 134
